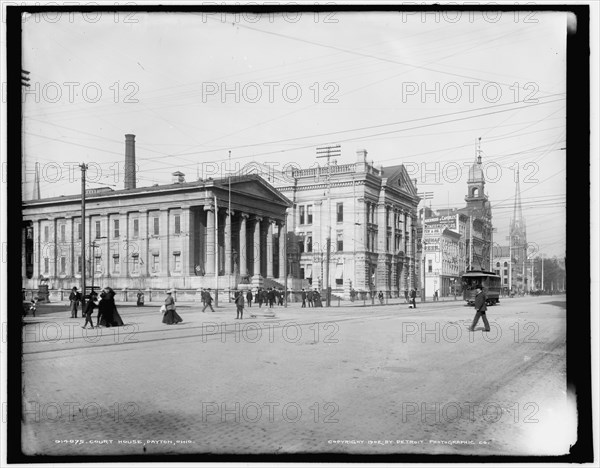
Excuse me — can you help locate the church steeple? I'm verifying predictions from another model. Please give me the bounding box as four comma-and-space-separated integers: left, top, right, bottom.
465, 137, 486, 203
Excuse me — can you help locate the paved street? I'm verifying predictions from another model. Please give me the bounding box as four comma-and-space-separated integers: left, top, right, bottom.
20, 294, 569, 456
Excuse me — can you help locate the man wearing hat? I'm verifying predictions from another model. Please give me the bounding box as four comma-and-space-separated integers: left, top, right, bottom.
470, 286, 490, 332
69, 286, 81, 318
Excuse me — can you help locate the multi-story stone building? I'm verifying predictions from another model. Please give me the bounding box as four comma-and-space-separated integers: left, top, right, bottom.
274, 149, 420, 299
21, 135, 292, 298
422, 213, 468, 298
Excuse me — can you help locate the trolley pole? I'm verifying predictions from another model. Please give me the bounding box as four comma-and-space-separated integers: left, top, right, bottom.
80, 163, 88, 308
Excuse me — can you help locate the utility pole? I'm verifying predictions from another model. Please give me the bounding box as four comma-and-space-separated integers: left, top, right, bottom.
507, 234, 512, 292
214, 193, 219, 307
541, 253, 544, 291
469, 215, 473, 271
228, 150, 232, 293
417, 191, 433, 302
80, 163, 88, 308
316, 144, 340, 307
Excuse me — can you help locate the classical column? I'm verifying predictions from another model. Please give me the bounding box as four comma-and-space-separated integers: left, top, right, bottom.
204, 204, 215, 276
377, 203, 386, 252
253, 216, 262, 278
34, 219, 42, 280
52, 218, 58, 279
239, 212, 249, 276
139, 210, 149, 276
101, 214, 110, 276
66, 216, 74, 277
225, 209, 234, 275
278, 220, 286, 278
266, 219, 274, 279
121, 212, 128, 277
159, 209, 169, 277
181, 206, 191, 275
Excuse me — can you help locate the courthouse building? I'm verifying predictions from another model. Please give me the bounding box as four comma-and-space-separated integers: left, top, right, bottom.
21, 135, 292, 297
273, 149, 421, 299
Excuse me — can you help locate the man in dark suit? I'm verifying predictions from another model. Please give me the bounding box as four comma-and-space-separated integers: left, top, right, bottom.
246, 289, 253, 308
301, 288, 307, 308
470, 287, 490, 331
410, 288, 417, 309
267, 288, 276, 309
307, 289, 314, 307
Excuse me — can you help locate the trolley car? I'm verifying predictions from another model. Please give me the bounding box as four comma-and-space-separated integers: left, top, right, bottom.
461, 270, 501, 305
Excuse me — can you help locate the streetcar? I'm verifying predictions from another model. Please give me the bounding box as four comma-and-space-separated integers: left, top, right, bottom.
461, 270, 501, 305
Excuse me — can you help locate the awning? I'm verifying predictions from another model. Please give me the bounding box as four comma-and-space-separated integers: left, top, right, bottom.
335, 264, 344, 280
305, 266, 313, 278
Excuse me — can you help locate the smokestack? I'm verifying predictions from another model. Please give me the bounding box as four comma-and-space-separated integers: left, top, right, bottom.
125, 134, 136, 190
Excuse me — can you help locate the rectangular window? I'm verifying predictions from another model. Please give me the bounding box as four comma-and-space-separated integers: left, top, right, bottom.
60, 224, 66, 243
307, 233, 312, 253
95, 256, 102, 273
173, 253, 181, 272
95, 221, 101, 239
428, 259, 433, 273
77, 256, 82, 274
44, 226, 49, 242
60, 256, 66, 274
299, 206, 305, 225
76, 223, 81, 240
174, 215, 181, 234
113, 255, 120, 273
337, 231, 343, 251
386, 233, 391, 252
133, 219, 139, 238
114, 220, 120, 238
307, 205, 313, 224
153, 218, 159, 236
44, 258, 49, 273
152, 254, 160, 272
298, 234, 305, 254
131, 254, 139, 274
337, 203, 343, 222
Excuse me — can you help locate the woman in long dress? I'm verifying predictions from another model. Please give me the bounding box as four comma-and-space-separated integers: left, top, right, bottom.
97, 288, 114, 327
108, 287, 124, 326
97, 287, 124, 327
162, 289, 183, 325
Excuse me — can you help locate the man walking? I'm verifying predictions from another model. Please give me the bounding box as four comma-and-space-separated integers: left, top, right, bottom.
235, 291, 245, 319
410, 288, 417, 309
246, 289, 253, 308
470, 287, 490, 332
202, 288, 215, 312
267, 288, 275, 309
69, 286, 81, 318
301, 288, 307, 308
307, 289, 314, 307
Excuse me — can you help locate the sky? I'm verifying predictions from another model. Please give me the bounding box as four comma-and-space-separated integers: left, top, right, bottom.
20, 7, 568, 258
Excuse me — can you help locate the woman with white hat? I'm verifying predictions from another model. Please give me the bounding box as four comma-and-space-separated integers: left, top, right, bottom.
162, 289, 183, 325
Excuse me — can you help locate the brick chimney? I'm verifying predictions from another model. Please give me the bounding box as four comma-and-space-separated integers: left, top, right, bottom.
124, 134, 136, 190
356, 148, 368, 162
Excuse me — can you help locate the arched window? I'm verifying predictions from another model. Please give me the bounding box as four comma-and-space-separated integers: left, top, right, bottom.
503, 261, 508, 267
496, 262, 500, 267
472, 187, 479, 197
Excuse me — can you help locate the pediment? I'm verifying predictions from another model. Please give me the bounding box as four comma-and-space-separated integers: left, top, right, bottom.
384, 165, 418, 198
228, 177, 292, 206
